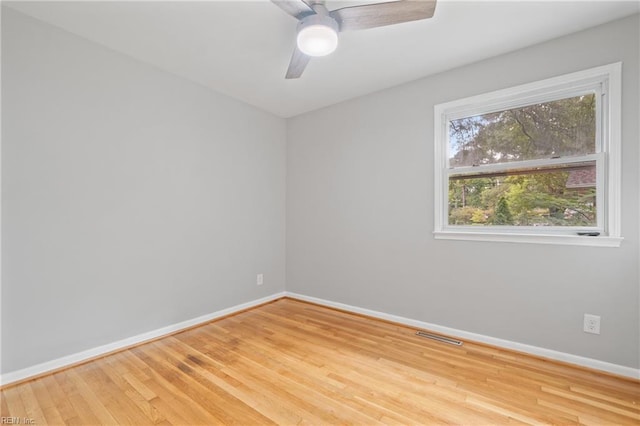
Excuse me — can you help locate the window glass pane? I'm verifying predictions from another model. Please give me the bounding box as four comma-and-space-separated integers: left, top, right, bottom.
449, 94, 595, 167
448, 162, 596, 227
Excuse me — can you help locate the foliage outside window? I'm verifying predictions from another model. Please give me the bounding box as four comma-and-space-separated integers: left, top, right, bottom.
433, 64, 622, 246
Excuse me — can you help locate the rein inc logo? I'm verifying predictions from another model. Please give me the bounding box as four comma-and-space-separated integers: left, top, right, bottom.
1, 418, 35, 425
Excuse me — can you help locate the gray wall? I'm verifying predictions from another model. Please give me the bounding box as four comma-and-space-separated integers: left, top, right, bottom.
287, 14, 640, 368
2, 8, 286, 373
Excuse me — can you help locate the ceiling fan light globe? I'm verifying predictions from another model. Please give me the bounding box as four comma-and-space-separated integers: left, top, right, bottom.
297, 24, 338, 57
295, 14, 340, 58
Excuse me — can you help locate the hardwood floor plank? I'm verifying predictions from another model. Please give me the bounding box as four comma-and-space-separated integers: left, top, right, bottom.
109, 351, 201, 425
129, 344, 230, 425
2, 386, 28, 419
64, 369, 120, 424
540, 385, 640, 421
163, 339, 296, 425
569, 384, 640, 410
17, 381, 48, 424
150, 338, 277, 425
53, 372, 102, 425
83, 359, 166, 425
0, 384, 11, 418
2, 298, 639, 425
38, 374, 80, 424
28, 379, 66, 425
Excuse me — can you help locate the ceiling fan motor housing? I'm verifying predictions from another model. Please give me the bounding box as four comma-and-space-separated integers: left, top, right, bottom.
296, 14, 339, 57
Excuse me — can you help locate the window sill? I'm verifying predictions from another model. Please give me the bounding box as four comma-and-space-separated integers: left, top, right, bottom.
434, 230, 623, 247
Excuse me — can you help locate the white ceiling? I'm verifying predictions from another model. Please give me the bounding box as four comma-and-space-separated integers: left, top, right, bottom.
6, 0, 639, 117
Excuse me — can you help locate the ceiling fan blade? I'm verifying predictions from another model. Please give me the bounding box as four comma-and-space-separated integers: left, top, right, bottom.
330, 0, 436, 31
285, 46, 311, 79
271, 0, 315, 19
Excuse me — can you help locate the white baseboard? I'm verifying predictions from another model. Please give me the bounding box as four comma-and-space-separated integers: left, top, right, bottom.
3, 290, 637, 386
0, 292, 286, 387
285, 292, 640, 380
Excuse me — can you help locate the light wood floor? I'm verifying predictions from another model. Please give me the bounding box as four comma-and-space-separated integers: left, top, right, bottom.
2, 298, 639, 425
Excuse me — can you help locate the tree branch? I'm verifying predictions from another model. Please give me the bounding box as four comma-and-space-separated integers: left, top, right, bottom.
511, 111, 536, 144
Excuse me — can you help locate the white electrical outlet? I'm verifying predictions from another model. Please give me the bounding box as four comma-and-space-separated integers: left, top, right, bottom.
583, 314, 601, 334
257, 274, 263, 286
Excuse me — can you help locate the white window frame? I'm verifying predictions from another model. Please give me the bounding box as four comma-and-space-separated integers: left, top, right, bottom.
433, 63, 622, 247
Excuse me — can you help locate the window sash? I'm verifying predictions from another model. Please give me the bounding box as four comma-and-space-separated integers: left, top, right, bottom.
445, 87, 602, 168
443, 154, 604, 233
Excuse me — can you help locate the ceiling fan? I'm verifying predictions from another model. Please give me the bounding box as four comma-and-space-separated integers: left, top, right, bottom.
271, 0, 437, 79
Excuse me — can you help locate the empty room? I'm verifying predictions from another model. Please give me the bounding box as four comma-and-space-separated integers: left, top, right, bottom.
1, 0, 639, 424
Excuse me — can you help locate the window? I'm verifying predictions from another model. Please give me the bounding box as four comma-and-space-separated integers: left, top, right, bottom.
434, 63, 622, 246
